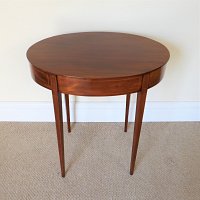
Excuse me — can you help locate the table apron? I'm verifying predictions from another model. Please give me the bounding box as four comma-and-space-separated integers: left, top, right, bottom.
30, 65, 165, 96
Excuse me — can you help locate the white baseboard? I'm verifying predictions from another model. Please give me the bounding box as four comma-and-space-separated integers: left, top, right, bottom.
0, 101, 199, 122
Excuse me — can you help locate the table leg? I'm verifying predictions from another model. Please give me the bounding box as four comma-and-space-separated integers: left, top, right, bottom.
65, 94, 71, 133
52, 91, 65, 177
124, 94, 131, 132
130, 89, 147, 175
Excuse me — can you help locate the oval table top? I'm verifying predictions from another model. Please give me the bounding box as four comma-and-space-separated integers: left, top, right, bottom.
27, 32, 170, 79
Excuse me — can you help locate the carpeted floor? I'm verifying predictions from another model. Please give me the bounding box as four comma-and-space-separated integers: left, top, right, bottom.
0, 122, 199, 200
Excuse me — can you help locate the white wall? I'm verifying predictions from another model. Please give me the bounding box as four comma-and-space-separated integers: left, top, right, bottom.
0, 0, 199, 121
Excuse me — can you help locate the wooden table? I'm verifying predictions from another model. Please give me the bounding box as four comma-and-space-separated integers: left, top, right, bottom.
27, 32, 170, 177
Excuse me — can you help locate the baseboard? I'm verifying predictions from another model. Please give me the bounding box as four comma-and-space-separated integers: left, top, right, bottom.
0, 101, 199, 122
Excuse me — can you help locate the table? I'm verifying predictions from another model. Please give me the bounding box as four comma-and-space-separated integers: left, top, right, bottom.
27, 32, 170, 177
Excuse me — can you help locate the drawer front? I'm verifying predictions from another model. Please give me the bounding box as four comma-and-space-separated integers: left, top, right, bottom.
58, 76, 142, 96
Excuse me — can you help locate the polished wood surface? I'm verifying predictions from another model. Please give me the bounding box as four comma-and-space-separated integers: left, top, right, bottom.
27, 32, 170, 177
27, 32, 169, 78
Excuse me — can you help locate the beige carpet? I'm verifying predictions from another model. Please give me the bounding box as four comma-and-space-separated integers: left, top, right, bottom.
0, 122, 199, 200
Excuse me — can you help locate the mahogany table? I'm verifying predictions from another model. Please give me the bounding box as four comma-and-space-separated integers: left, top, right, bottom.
27, 32, 170, 177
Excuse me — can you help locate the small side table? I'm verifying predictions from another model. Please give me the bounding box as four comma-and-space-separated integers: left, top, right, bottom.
27, 32, 170, 177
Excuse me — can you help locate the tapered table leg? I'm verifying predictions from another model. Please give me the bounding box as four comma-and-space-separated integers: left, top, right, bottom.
124, 94, 131, 132
52, 91, 65, 177
130, 89, 147, 175
65, 94, 71, 133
